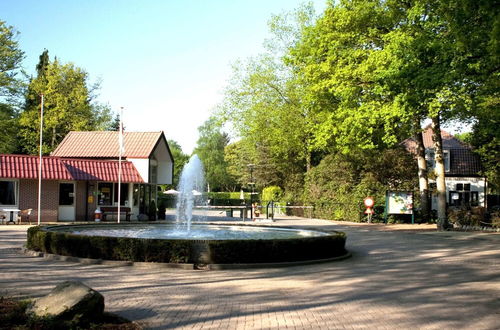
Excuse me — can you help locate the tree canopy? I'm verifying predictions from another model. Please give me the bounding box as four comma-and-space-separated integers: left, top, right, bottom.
18, 52, 113, 154
0, 20, 24, 153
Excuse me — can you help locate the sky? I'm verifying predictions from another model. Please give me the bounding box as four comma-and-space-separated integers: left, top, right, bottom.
0, 0, 328, 154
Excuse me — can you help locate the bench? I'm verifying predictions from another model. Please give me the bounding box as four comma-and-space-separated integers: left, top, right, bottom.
100, 207, 132, 221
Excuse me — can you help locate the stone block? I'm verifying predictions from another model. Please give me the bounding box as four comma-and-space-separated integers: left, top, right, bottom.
27, 281, 104, 320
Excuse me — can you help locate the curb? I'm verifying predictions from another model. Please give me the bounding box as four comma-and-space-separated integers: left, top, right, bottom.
21, 248, 351, 270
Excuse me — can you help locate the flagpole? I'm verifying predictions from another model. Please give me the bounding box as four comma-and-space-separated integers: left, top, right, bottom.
117, 107, 123, 223
37, 94, 44, 225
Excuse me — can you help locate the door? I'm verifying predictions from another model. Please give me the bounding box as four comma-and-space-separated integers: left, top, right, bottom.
58, 182, 75, 221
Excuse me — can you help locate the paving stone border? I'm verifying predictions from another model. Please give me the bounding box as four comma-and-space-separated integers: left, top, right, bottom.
22, 247, 351, 270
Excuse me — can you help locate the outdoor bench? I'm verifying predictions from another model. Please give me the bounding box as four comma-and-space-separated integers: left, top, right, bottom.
100, 207, 132, 221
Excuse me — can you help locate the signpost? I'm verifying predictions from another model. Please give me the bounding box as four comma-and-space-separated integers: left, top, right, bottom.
384, 191, 414, 224
364, 197, 375, 223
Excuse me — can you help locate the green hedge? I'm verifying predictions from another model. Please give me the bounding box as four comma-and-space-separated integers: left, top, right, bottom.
27, 226, 192, 263
208, 233, 346, 263
27, 226, 347, 264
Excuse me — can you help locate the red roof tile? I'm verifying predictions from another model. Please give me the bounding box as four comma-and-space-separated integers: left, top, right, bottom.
0, 154, 72, 180
0, 154, 144, 183
51, 131, 163, 158
402, 126, 467, 151
62, 159, 144, 182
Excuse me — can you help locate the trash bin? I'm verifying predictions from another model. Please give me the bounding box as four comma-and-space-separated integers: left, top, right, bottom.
225, 209, 233, 217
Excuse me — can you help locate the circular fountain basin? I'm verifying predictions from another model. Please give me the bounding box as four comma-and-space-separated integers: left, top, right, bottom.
27, 223, 347, 267
58, 223, 331, 240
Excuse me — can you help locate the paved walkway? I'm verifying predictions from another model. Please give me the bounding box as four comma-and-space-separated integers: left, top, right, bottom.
1, 218, 499, 329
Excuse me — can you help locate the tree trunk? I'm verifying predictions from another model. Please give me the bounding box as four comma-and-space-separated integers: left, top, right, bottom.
51, 126, 57, 149
414, 126, 430, 222
306, 151, 311, 172
431, 116, 448, 230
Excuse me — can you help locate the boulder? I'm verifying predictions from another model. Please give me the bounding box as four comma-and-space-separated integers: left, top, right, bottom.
27, 281, 104, 320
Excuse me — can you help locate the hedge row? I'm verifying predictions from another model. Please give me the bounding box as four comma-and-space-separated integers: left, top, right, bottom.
27, 226, 192, 263
27, 226, 347, 264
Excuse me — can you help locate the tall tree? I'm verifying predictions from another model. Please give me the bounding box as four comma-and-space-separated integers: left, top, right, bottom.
0, 20, 24, 153
167, 139, 190, 188
289, 0, 499, 229
219, 4, 318, 194
193, 116, 235, 191
18, 52, 112, 154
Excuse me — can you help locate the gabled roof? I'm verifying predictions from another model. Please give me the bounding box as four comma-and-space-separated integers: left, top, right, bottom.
51, 131, 164, 159
0, 154, 144, 183
401, 126, 483, 177
447, 148, 483, 176
402, 126, 467, 151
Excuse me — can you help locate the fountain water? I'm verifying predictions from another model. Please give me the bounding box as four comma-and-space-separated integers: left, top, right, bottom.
175, 155, 205, 231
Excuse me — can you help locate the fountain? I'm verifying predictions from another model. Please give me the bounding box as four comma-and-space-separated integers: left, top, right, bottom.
27, 155, 348, 267
175, 154, 205, 232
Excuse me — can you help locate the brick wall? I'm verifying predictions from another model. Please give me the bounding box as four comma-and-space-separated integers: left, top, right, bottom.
19, 179, 59, 222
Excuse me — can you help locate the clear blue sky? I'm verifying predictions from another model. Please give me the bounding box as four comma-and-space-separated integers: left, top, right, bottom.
1, 0, 327, 153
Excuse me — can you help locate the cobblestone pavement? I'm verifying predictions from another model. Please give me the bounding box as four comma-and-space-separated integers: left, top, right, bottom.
1, 218, 499, 329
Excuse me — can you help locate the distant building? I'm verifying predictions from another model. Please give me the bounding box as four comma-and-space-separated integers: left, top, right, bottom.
0, 131, 173, 222
402, 126, 487, 209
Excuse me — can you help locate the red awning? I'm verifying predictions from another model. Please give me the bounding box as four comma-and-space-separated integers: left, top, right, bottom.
0, 154, 144, 183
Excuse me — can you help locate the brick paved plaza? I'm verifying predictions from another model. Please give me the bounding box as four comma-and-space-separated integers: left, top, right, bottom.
1, 218, 499, 329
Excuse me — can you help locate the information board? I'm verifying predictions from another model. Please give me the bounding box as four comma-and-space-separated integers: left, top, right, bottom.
386, 191, 413, 214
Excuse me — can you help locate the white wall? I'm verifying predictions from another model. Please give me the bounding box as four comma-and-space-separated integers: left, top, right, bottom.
152, 138, 173, 185
130, 159, 149, 184
431, 176, 487, 209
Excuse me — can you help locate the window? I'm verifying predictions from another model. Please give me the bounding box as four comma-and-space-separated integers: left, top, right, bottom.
0, 180, 17, 206
97, 182, 129, 206
97, 183, 113, 205
133, 184, 140, 207
59, 183, 74, 205
149, 158, 158, 184
443, 150, 450, 172
113, 183, 129, 206
426, 149, 450, 172
449, 183, 478, 207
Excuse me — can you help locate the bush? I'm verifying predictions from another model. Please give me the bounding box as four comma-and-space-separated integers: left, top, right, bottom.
448, 207, 488, 227
262, 186, 284, 202
207, 233, 346, 264
303, 149, 417, 222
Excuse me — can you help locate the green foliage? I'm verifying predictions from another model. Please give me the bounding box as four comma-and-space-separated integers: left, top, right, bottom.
168, 139, 190, 188
27, 226, 193, 263
206, 191, 255, 206
0, 20, 24, 101
262, 186, 284, 202
207, 232, 346, 264
194, 116, 236, 191
304, 148, 417, 221
218, 5, 319, 194
18, 52, 113, 154
0, 21, 24, 153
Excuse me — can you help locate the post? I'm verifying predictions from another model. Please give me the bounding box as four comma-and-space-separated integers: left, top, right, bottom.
248, 164, 254, 220
384, 191, 389, 224
37, 94, 44, 225
117, 107, 124, 223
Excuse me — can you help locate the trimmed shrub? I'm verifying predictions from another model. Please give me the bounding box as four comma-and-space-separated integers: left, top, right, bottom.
207, 233, 346, 264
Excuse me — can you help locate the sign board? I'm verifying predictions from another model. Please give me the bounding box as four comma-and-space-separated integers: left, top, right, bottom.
386, 191, 413, 215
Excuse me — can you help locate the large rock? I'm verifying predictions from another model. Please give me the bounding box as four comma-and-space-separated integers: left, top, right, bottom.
27, 281, 104, 320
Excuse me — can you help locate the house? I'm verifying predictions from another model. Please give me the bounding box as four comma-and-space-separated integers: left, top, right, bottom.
403, 126, 487, 209
0, 131, 173, 222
